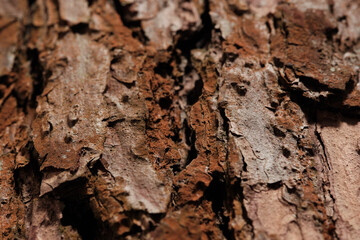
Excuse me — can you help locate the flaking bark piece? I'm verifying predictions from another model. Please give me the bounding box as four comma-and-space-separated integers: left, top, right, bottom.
32, 33, 109, 183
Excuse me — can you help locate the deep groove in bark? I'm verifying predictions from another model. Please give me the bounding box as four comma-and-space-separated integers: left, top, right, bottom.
183, 119, 198, 168
112, 0, 149, 44
14, 142, 41, 202
60, 185, 98, 240
314, 123, 331, 170
219, 102, 254, 238
205, 172, 235, 240
175, 0, 213, 53
61, 200, 97, 240
187, 77, 203, 105
27, 49, 44, 108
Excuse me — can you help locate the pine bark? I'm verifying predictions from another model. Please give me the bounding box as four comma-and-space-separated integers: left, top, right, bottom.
1, 0, 360, 239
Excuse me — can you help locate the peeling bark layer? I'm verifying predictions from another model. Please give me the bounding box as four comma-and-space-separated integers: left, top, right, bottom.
1, 0, 360, 239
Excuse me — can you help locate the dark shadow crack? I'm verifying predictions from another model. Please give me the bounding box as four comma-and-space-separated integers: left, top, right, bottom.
13, 141, 42, 203
183, 119, 198, 168
187, 76, 203, 105
60, 186, 100, 240
314, 123, 331, 170
175, 0, 214, 53
112, 0, 149, 45
218, 101, 254, 238
205, 172, 235, 240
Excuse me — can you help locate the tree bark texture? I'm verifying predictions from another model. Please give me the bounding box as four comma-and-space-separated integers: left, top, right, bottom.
1, 0, 360, 239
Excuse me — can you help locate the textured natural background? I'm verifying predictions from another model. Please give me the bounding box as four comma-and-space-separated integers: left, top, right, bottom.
1, 0, 360, 239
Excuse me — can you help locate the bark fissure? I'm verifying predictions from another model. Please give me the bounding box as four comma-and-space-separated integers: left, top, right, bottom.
315, 123, 331, 170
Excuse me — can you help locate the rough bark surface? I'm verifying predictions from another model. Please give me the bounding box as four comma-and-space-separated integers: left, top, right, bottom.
1, 0, 360, 239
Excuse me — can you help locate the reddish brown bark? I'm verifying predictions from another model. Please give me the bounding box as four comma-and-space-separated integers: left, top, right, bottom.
1, 0, 360, 239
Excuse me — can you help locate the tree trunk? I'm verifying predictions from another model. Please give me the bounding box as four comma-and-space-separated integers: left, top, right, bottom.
1, 0, 360, 239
